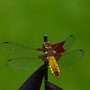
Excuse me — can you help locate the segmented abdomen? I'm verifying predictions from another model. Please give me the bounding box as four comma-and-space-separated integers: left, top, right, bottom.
48, 56, 60, 78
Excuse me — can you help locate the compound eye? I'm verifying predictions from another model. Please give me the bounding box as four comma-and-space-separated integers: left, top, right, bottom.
46, 42, 50, 45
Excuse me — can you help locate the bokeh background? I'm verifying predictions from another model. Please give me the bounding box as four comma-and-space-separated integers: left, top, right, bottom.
0, 0, 90, 90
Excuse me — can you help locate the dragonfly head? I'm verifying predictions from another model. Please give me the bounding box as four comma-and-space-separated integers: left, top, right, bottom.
43, 42, 52, 49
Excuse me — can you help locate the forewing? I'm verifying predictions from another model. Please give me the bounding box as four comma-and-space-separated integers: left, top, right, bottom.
63, 35, 75, 51
52, 35, 75, 53
0, 42, 43, 57
6, 57, 44, 71
58, 50, 84, 68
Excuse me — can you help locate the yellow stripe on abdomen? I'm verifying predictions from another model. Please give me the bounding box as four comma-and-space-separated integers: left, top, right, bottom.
48, 56, 60, 78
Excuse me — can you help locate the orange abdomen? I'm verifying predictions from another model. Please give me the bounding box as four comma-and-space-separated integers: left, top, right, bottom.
48, 56, 60, 78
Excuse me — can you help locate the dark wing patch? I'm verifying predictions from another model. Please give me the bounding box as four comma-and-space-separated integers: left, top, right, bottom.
52, 35, 75, 53
52, 41, 65, 53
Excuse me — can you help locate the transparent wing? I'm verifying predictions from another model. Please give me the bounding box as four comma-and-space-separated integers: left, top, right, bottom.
52, 35, 75, 53
0, 42, 43, 57
63, 35, 75, 51
58, 50, 84, 68
6, 57, 44, 71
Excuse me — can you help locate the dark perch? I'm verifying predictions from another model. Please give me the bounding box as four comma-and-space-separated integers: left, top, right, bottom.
19, 64, 47, 90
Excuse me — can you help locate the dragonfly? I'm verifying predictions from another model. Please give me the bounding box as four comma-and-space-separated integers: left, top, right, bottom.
0, 35, 84, 78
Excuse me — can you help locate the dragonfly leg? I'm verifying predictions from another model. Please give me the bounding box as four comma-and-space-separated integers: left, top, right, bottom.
36, 48, 47, 52
38, 54, 48, 61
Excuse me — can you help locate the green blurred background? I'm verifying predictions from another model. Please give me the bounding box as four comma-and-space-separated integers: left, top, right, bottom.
0, 0, 90, 90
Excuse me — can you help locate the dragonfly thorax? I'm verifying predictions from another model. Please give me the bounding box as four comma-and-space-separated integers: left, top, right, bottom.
43, 42, 52, 49
44, 49, 56, 56
42, 42, 57, 56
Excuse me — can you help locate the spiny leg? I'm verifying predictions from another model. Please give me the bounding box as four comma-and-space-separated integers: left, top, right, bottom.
36, 48, 48, 52
38, 54, 48, 62
37, 48, 46, 51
